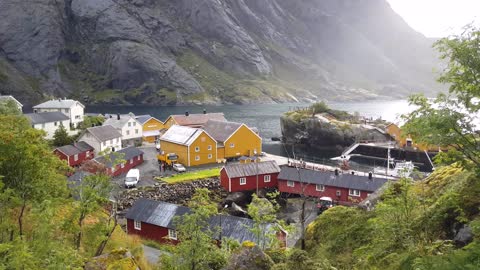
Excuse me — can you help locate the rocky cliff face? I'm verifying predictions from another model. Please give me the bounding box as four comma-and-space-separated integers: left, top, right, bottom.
0, 0, 441, 106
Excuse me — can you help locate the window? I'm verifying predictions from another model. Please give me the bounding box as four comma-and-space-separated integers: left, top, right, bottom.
208, 154, 212, 159
208, 145, 212, 150
103, 142, 106, 147
130, 159, 133, 164
74, 154, 78, 161
316, 184, 325, 191
168, 229, 177, 240
230, 143, 235, 148
240, 177, 247, 185
128, 122, 131, 127
75, 115, 81, 119
287, 181, 294, 187
115, 138, 119, 143
121, 163, 125, 168
264, 175, 271, 182
126, 130, 130, 136
349, 189, 361, 197
133, 122, 136, 126
201, 137, 206, 142
134, 220, 141, 230
135, 129, 139, 134
195, 146, 200, 152
64, 109, 69, 113
195, 156, 200, 161
54, 121, 58, 126
336, 190, 341, 196
86, 151, 90, 157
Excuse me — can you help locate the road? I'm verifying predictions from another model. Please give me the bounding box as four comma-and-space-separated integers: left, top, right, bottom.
142, 245, 163, 265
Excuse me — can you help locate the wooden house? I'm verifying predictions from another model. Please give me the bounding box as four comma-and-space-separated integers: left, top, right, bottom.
54, 141, 94, 167
78, 125, 122, 154
93, 146, 144, 177
126, 199, 287, 247
136, 115, 165, 143
202, 120, 262, 160
278, 167, 388, 205
164, 112, 227, 129
103, 113, 143, 147
159, 125, 217, 167
220, 161, 280, 192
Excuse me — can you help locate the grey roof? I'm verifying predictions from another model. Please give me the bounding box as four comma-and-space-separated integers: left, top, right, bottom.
160, 125, 205, 146
278, 167, 388, 192
68, 170, 92, 183
169, 113, 227, 127
33, 99, 84, 109
86, 125, 122, 142
25, 111, 69, 124
202, 120, 243, 142
126, 199, 278, 245
135, 115, 162, 125
103, 114, 140, 129
0, 95, 23, 108
94, 146, 144, 167
56, 142, 94, 156
223, 161, 281, 178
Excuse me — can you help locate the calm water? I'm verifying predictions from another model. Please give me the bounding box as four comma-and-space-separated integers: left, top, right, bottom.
88, 100, 413, 162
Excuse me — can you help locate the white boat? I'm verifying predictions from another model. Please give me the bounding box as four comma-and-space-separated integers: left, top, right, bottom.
373, 146, 414, 178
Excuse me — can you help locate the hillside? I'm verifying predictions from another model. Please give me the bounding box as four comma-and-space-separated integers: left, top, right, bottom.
0, 0, 442, 106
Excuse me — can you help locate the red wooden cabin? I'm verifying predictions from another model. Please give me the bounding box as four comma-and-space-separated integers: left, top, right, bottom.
94, 146, 144, 177
54, 142, 94, 167
220, 161, 280, 192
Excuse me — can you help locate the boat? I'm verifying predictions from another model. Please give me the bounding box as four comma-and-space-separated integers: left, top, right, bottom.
373, 146, 414, 178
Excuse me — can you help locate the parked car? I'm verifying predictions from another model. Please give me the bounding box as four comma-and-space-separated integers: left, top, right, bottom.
316, 196, 333, 214
172, 163, 186, 173
125, 169, 140, 188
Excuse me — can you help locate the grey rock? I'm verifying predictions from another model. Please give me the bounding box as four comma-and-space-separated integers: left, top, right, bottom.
225, 192, 250, 206
224, 245, 274, 270
454, 224, 473, 246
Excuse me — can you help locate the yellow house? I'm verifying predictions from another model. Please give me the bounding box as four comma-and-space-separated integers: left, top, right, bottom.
136, 115, 165, 143
164, 112, 227, 129
386, 123, 438, 151
159, 125, 217, 167
202, 120, 262, 160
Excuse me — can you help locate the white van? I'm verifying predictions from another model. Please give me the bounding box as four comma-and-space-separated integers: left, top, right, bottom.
125, 169, 140, 188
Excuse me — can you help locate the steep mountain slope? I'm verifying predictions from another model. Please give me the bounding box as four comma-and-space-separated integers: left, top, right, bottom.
0, 0, 441, 106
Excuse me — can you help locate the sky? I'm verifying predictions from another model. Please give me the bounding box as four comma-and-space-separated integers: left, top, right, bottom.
387, 0, 480, 37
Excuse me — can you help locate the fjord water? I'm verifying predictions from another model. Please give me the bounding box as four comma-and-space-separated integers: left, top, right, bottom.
88, 99, 413, 161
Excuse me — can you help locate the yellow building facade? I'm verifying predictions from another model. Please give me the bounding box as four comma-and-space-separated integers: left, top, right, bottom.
222, 125, 262, 158
139, 117, 165, 143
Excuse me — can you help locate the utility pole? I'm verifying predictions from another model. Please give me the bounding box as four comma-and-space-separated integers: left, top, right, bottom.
254, 149, 259, 196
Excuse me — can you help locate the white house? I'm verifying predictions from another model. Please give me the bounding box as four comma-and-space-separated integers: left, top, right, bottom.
78, 125, 122, 154
103, 113, 143, 147
25, 112, 70, 139
0, 95, 23, 112
33, 99, 85, 128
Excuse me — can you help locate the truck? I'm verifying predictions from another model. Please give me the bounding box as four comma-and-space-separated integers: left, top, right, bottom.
157, 151, 179, 169
124, 169, 140, 188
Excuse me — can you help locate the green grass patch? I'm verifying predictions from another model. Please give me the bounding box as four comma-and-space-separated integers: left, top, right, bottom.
157, 168, 220, 184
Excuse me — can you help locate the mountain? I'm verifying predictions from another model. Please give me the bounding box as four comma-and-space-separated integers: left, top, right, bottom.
0, 0, 442, 106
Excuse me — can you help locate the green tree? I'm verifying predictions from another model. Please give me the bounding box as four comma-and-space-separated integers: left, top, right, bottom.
52, 123, 73, 147
247, 192, 283, 250
0, 99, 21, 115
160, 188, 227, 270
402, 25, 480, 171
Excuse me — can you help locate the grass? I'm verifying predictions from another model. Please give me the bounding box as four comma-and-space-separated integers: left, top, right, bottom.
157, 168, 220, 184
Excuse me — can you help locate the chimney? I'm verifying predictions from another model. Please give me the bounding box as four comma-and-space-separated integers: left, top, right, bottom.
117, 114, 120, 120
351, 171, 355, 175
334, 169, 339, 176
185, 111, 189, 117
109, 115, 112, 118
203, 109, 207, 114
368, 172, 373, 180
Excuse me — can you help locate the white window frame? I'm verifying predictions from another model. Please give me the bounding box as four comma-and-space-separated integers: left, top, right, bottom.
168, 229, 177, 240
316, 184, 325, 191
195, 146, 200, 152
133, 122, 136, 126
135, 129, 139, 134
74, 154, 79, 161
195, 155, 200, 161
121, 163, 125, 168
230, 143, 235, 148
208, 145, 212, 150
208, 154, 212, 159
240, 177, 247, 185
349, 189, 361, 197
130, 158, 133, 164
126, 130, 130, 136
264, 175, 271, 183
287, 180, 294, 187
336, 190, 341, 196
128, 122, 131, 127
134, 220, 141, 230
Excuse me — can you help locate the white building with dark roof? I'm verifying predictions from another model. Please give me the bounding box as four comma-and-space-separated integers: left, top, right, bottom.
78, 125, 122, 154
25, 112, 70, 139
33, 99, 85, 128
103, 113, 143, 146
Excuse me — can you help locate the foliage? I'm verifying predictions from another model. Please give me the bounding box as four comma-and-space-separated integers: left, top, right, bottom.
0, 99, 21, 115
310, 101, 329, 114
52, 123, 74, 147
402, 26, 480, 172
78, 115, 105, 130
160, 188, 227, 270
157, 168, 220, 184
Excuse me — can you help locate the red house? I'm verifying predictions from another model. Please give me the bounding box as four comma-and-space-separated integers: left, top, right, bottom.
278, 167, 388, 205
54, 142, 94, 167
94, 147, 144, 177
220, 161, 281, 192
126, 198, 288, 247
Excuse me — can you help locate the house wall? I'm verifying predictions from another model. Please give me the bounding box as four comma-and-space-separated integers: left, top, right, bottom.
107, 153, 144, 177
100, 137, 122, 153
143, 118, 164, 143
159, 140, 189, 166
126, 219, 179, 245
217, 147, 225, 161
224, 125, 262, 158
220, 168, 230, 192
78, 132, 121, 155
188, 132, 217, 166
33, 119, 71, 139
225, 172, 279, 192
164, 117, 177, 129
277, 180, 369, 205
119, 117, 143, 143
70, 103, 84, 127
53, 149, 94, 167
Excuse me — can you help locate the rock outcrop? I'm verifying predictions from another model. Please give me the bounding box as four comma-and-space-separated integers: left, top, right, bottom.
0, 0, 442, 106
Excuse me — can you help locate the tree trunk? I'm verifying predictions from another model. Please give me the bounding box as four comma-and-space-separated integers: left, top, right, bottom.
95, 206, 118, 256
75, 212, 86, 250
18, 199, 26, 238
300, 197, 306, 250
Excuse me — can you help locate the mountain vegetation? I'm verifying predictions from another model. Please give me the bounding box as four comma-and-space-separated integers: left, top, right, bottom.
0, 0, 441, 106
